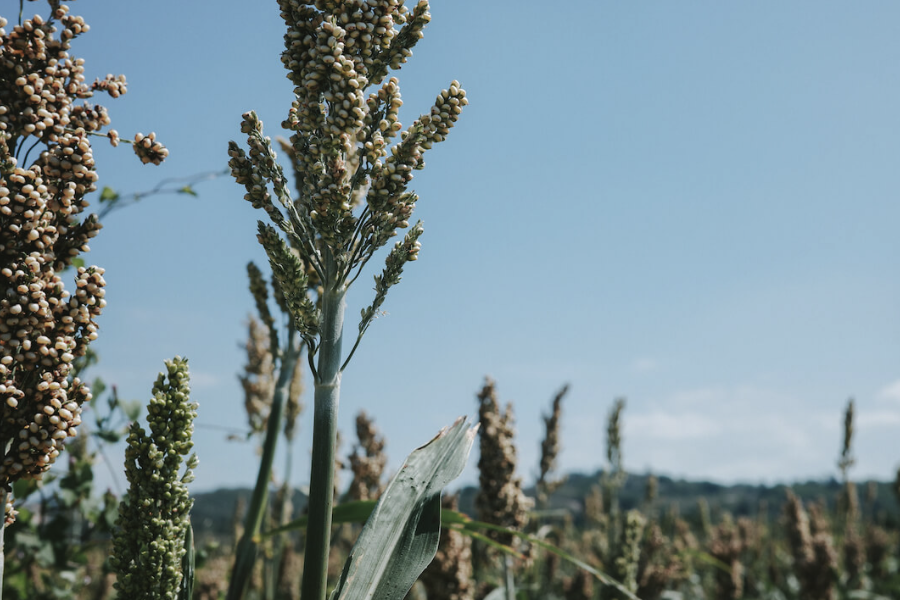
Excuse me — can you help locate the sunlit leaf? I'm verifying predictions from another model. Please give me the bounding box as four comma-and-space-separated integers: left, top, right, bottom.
330, 417, 476, 600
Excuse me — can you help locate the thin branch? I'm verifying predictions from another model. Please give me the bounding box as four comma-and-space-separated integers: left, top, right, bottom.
339, 331, 365, 373
97, 168, 229, 219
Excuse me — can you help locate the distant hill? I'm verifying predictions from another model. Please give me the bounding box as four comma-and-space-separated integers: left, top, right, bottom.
191, 471, 900, 542
191, 488, 310, 542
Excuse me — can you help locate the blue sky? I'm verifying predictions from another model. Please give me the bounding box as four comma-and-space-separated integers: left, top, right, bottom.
50, 1, 900, 493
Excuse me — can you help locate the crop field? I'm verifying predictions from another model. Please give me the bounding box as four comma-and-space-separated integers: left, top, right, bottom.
1, 1, 898, 599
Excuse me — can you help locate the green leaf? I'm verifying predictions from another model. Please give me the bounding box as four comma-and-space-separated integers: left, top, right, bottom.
482, 588, 507, 600
12, 478, 41, 502
329, 417, 476, 600
97, 429, 122, 443
99, 186, 120, 202
71, 257, 85, 269
178, 185, 198, 197
265, 500, 377, 536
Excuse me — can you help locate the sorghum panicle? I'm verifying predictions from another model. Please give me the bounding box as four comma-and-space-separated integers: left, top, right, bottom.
284, 353, 305, 441
0, 3, 166, 508
228, 1, 467, 331
474, 378, 530, 546
636, 522, 687, 600
784, 491, 838, 600
346, 410, 386, 501
239, 315, 276, 437
708, 515, 745, 600
611, 509, 646, 599
537, 384, 567, 506
606, 397, 626, 486
838, 398, 855, 477
247, 261, 278, 345
110, 357, 198, 600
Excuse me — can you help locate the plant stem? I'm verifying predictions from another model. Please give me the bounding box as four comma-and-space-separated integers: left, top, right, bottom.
301, 262, 347, 600
226, 329, 300, 600
503, 554, 515, 600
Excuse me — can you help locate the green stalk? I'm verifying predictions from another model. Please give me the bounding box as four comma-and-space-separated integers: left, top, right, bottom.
227, 329, 299, 600
301, 269, 347, 600
503, 555, 515, 600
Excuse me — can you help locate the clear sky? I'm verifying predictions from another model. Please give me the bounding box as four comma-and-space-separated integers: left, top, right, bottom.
50, 0, 900, 494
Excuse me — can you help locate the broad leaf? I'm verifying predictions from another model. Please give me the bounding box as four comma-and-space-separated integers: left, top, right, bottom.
329, 417, 477, 600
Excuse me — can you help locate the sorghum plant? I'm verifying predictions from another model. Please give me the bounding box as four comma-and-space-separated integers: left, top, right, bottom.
836, 398, 865, 589
227, 1, 467, 597
609, 510, 646, 600
603, 398, 627, 565
0, 1, 165, 592
837, 398, 859, 526
635, 521, 686, 600
346, 410, 386, 502
110, 357, 198, 600
474, 379, 529, 600
784, 490, 838, 600
229, 266, 306, 600
239, 313, 277, 440
474, 379, 528, 546
707, 515, 745, 600
537, 384, 568, 508
604, 398, 627, 503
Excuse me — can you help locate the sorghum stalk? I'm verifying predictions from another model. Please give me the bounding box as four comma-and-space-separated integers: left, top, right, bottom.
301, 273, 346, 600
229, 2, 467, 597
227, 329, 300, 600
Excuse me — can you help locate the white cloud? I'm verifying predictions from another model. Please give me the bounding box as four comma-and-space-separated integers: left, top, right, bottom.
857, 409, 900, 429
631, 357, 658, 373
554, 384, 900, 486
628, 411, 720, 441
189, 371, 220, 389
876, 379, 900, 404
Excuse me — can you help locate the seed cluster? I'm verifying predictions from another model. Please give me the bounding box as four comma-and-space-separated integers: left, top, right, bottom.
537, 384, 568, 506
239, 315, 275, 437
346, 410, 386, 501
229, 0, 468, 333
0, 4, 167, 499
111, 357, 198, 600
132, 131, 168, 166
785, 490, 840, 600
474, 379, 530, 546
